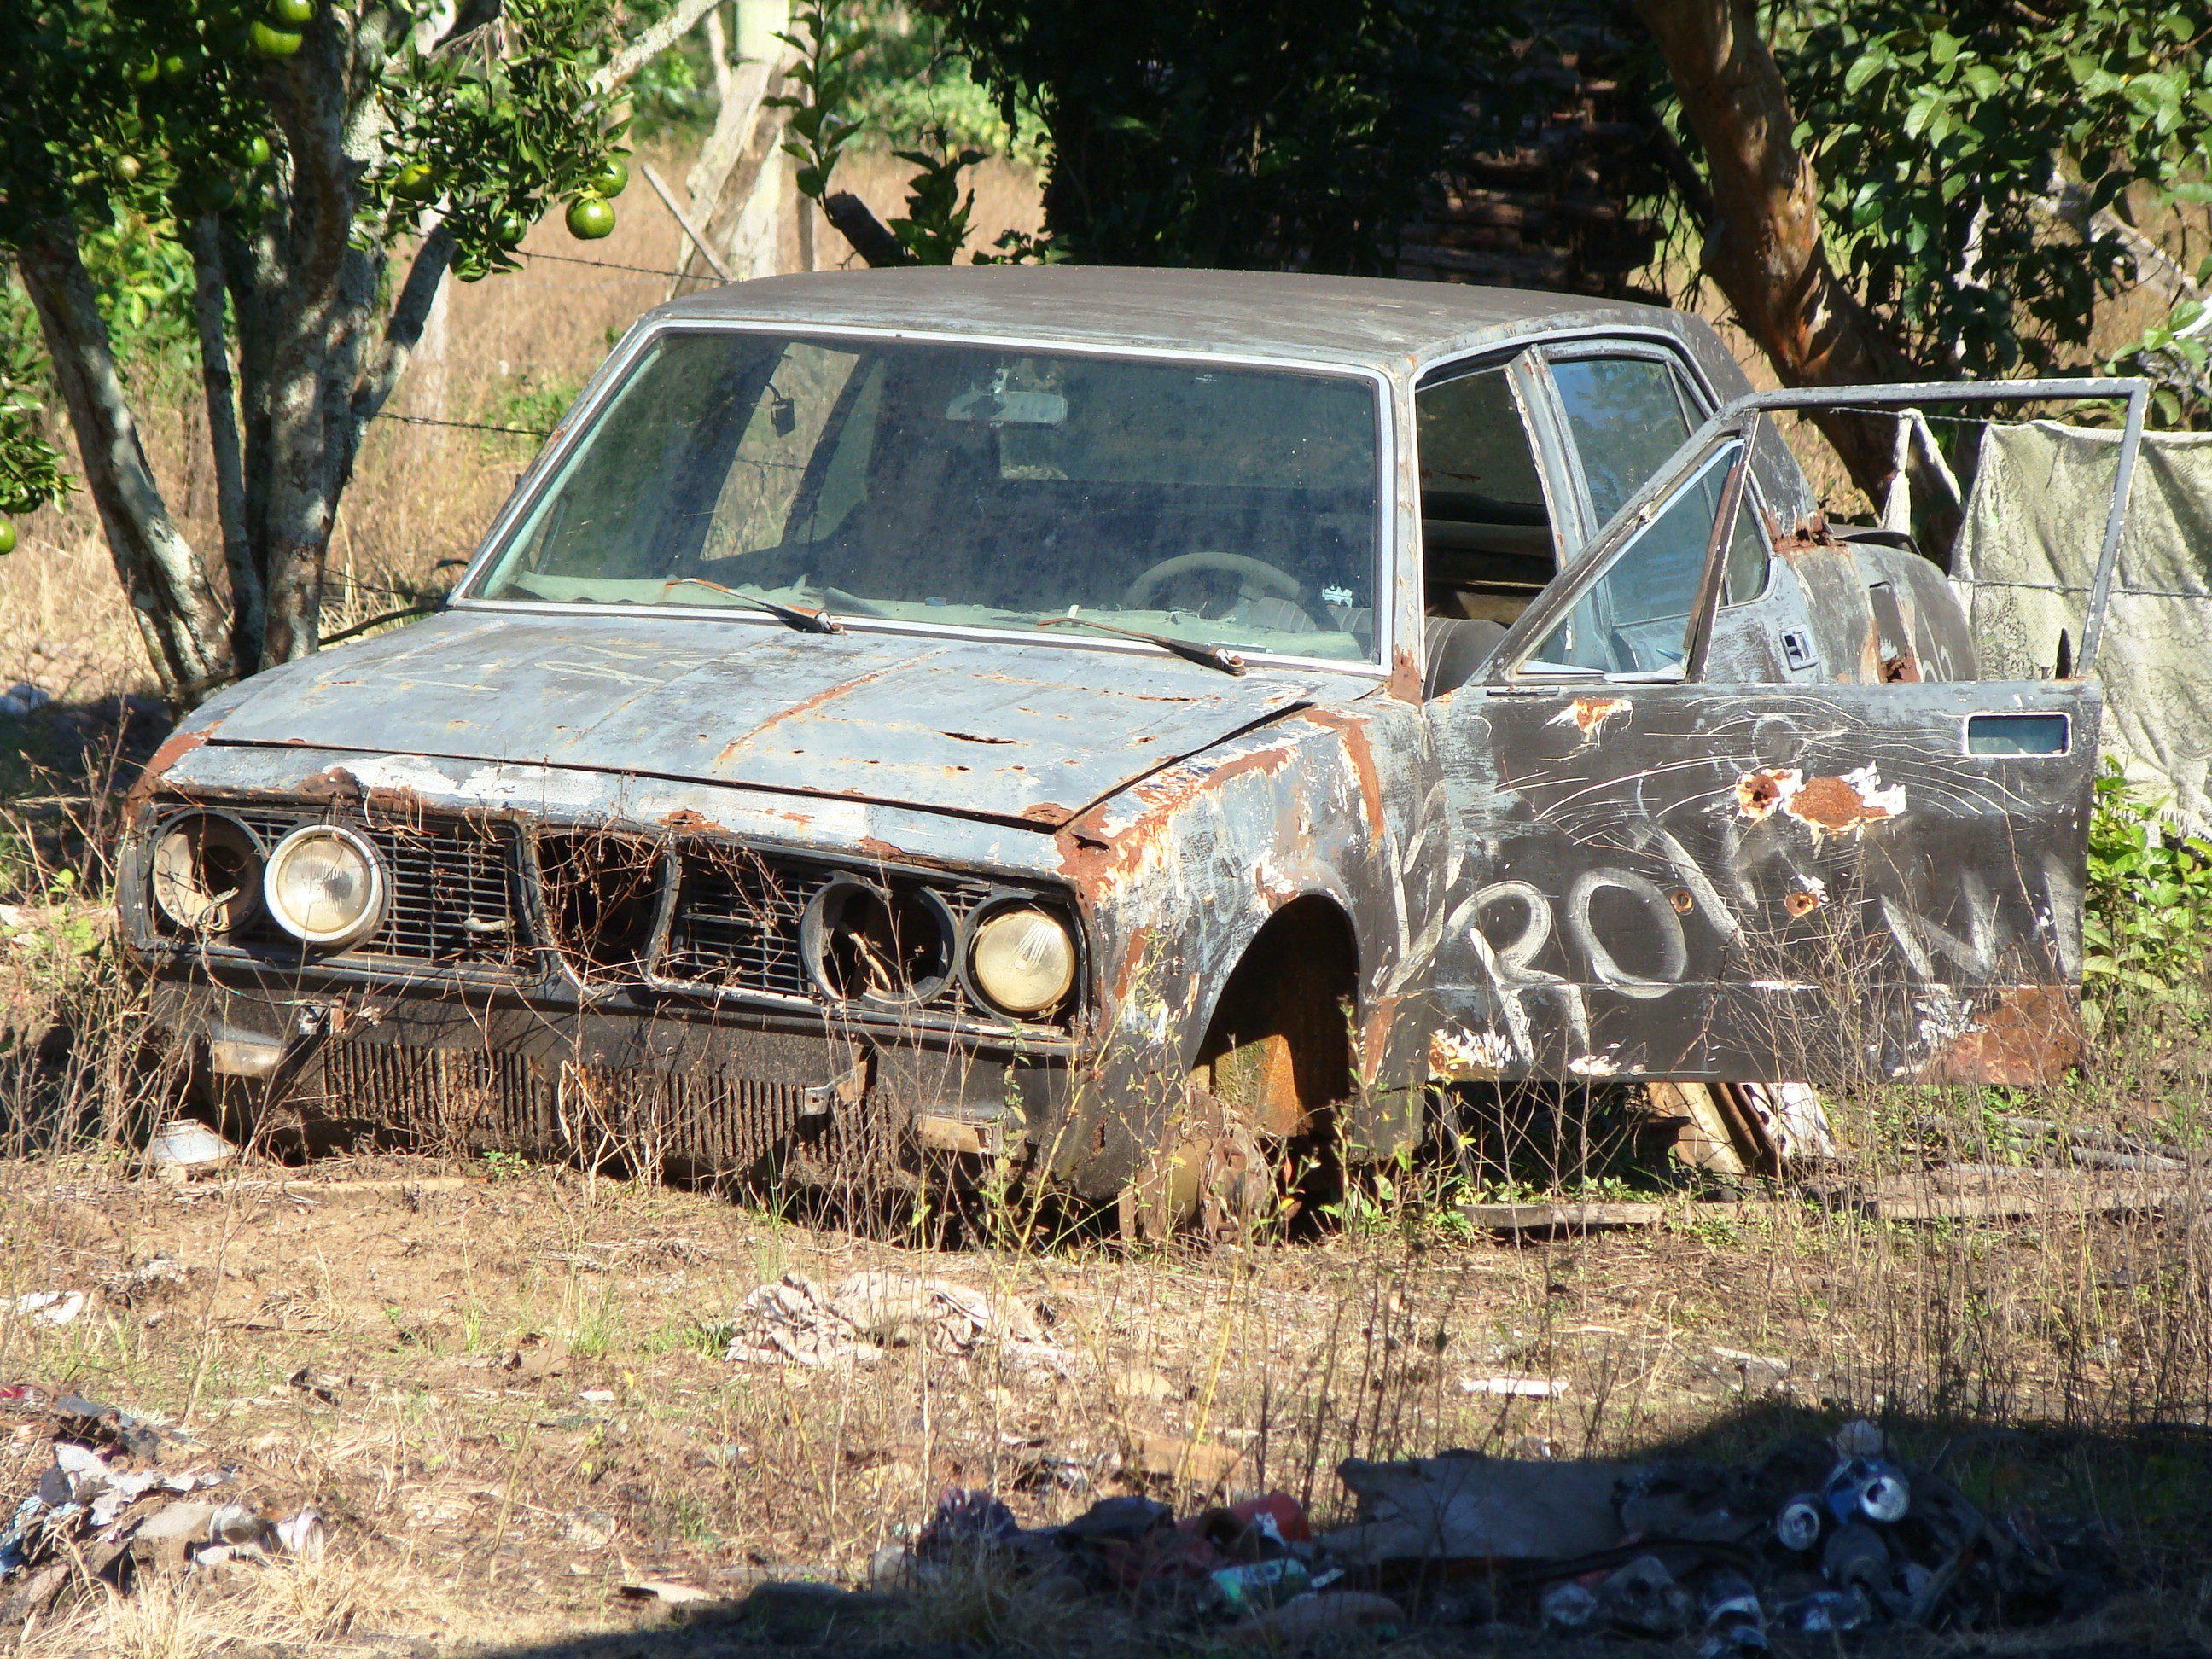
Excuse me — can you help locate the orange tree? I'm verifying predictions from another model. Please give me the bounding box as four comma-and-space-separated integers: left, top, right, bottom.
0, 0, 715, 701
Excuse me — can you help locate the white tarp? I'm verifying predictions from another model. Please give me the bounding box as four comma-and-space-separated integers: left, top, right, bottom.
1954, 420, 2212, 836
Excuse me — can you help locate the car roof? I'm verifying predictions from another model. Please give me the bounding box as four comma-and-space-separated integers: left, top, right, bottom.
650, 265, 1695, 375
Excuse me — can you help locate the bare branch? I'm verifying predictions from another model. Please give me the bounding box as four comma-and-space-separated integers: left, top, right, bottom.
189, 213, 264, 674
641, 161, 733, 281
593, 0, 723, 93
344, 221, 457, 480
824, 193, 911, 268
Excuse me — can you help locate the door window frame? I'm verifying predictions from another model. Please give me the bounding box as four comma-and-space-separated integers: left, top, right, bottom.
1537, 338, 1777, 613
1486, 426, 1752, 686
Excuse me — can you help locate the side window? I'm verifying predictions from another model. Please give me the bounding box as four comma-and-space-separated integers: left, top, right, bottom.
1721, 501, 1769, 606
1414, 365, 1553, 626
1551, 355, 1700, 527
1528, 444, 1743, 676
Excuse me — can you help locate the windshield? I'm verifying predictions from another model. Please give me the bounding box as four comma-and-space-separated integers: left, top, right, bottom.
471, 330, 1383, 661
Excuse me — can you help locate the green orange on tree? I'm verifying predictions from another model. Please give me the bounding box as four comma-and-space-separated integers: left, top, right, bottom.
242, 133, 272, 167
0, 517, 16, 557
584, 154, 628, 198
566, 195, 614, 239
268, 0, 317, 24
393, 160, 438, 201
249, 20, 303, 56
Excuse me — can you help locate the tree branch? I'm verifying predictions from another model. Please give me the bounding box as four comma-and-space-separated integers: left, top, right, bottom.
824, 192, 911, 267
343, 220, 457, 484
594, 0, 724, 93
1634, 0, 1912, 505
16, 225, 230, 703
189, 213, 264, 676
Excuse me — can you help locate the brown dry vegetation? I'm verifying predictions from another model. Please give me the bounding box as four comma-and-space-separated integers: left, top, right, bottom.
3, 145, 2212, 1659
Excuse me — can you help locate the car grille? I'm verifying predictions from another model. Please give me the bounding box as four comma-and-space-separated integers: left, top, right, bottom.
317, 1040, 850, 1175
156, 799, 1067, 1023
228, 807, 528, 970
660, 843, 826, 997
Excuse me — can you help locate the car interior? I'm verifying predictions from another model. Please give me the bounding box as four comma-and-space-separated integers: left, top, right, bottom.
1415, 364, 1555, 697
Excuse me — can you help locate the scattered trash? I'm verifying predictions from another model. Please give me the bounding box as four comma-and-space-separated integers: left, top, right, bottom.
780, 1415, 2118, 1645
724, 1271, 1064, 1370
1323, 1452, 1628, 1562
620, 1579, 714, 1604
287, 1366, 342, 1405
99, 1256, 192, 1306
9, 1292, 84, 1327
0, 683, 53, 720
0, 1386, 314, 1616
1459, 1374, 1569, 1398
148, 1120, 239, 1182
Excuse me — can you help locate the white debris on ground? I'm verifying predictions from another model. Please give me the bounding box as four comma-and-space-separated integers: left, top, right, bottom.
0, 1389, 319, 1620
725, 1270, 1068, 1371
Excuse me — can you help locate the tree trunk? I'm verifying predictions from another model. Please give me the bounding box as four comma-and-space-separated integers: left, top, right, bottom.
189, 214, 263, 678
1633, 0, 1911, 504
16, 225, 231, 704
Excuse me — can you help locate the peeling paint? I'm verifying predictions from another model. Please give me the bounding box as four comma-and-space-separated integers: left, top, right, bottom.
1548, 695, 1629, 744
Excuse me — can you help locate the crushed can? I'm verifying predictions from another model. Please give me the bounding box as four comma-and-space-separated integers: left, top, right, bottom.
1774, 1493, 1825, 1552
1825, 1458, 1911, 1526
1208, 1556, 1309, 1615
1821, 1521, 1891, 1594
1698, 1571, 1769, 1655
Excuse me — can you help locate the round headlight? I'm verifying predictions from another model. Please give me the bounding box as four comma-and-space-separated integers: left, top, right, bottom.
967, 905, 1077, 1016
262, 824, 386, 948
150, 811, 262, 935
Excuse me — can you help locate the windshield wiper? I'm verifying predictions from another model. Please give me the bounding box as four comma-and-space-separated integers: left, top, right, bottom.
661, 576, 840, 633
1036, 614, 1246, 675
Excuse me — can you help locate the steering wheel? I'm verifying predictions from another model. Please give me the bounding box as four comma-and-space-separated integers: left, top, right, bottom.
1121, 550, 1305, 611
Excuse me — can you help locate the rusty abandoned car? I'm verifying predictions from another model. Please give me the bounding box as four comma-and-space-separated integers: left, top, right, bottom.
120, 266, 2142, 1225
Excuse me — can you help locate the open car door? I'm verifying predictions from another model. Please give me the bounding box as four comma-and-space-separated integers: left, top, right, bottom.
1435, 379, 2145, 1087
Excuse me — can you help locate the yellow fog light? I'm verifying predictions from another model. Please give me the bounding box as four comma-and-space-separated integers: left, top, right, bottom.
262, 824, 386, 948
967, 905, 1076, 1016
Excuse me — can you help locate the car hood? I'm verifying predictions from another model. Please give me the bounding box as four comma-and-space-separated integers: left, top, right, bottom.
198, 611, 1343, 829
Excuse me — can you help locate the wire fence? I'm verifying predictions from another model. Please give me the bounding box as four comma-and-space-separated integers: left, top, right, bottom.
364, 246, 709, 441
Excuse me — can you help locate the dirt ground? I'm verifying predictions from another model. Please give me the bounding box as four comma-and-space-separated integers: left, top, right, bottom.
1, 1145, 2208, 1657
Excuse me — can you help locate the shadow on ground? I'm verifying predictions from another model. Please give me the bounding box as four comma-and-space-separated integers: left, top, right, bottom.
467, 1402, 2212, 1659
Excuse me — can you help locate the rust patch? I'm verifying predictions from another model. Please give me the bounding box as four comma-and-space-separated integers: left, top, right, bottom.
937, 730, 1015, 746
660, 807, 719, 833
1057, 745, 1297, 901
711, 661, 906, 767
1388, 645, 1422, 704
1784, 889, 1821, 917
1551, 695, 1629, 741
1917, 987, 2082, 1086
1787, 768, 1905, 835
124, 725, 211, 813
1668, 887, 1695, 913
1735, 765, 1904, 836
1017, 801, 1072, 825
1734, 768, 1797, 819
1882, 652, 1922, 684
1300, 707, 1384, 830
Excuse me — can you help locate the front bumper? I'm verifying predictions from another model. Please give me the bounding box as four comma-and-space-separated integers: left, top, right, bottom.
153, 966, 1073, 1180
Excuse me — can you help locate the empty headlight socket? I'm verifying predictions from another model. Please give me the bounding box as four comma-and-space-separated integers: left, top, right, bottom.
530, 826, 679, 991
149, 808, 266, 938
801, 875, 958, 1007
